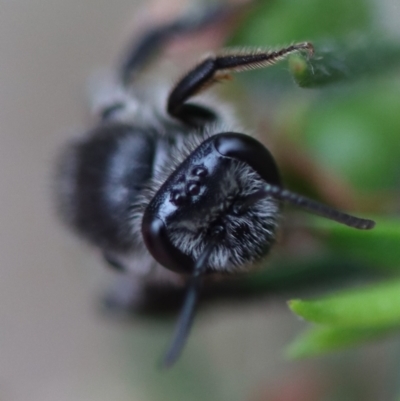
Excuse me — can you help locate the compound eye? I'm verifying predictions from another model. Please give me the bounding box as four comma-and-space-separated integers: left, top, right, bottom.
213, 132, 281, 186
141, 214, 194, 273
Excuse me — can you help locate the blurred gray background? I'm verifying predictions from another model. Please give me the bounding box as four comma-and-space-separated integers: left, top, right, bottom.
0, 2, 145, 400
0, 1, 296, 400
1, 1, 399, 400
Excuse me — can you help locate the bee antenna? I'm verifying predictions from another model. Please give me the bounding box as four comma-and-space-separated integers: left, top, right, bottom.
161, 240, 217, 368
245, 184, 375, 230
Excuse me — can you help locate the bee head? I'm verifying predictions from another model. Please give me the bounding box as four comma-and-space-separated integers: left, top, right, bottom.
141, 133, 282, 274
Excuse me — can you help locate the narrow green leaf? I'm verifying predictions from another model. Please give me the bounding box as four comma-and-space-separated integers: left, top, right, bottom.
286, 325, 397, 359
289, 279, 400, 327
289, 39, 400, 88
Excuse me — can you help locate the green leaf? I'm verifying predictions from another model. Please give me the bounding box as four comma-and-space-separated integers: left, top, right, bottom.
286, 325, 396, 359
289, 39, 400, 88
288, 279, 400, 327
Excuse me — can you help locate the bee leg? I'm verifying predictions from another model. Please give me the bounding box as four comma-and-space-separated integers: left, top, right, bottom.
119, 3, 240, 85
167, 42, 314, 125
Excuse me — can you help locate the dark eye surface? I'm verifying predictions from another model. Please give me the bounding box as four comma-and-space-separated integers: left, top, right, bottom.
214, 132, 281, 186
141, 214, 194, 274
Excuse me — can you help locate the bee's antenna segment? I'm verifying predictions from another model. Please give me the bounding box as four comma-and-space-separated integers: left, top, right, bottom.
245, 184, 375, 230
162, 241, 216, 368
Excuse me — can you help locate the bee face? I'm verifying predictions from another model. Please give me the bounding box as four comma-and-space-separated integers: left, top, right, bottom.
142, 133, 281, 274
166, 160, 281, 274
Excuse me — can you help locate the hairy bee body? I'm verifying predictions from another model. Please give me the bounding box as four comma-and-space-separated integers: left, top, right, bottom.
56, 83, 280, 285
55, 4, 374, 365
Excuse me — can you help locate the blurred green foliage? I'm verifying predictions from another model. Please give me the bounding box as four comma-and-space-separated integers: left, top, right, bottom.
228, 0, 400, 366
231, 0, 372, 46
289, 279, 400, 327
312, 218, 400, 270
286, 326, 394, 359
286, 279, 400, 358
300, 82, 400, 191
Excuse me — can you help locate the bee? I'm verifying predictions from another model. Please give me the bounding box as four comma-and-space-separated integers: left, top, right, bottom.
55, 4, 375, 367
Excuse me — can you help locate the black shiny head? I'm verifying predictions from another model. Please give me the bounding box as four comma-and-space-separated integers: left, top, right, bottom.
142, 132, 282, 274
142, 132, 376, 276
